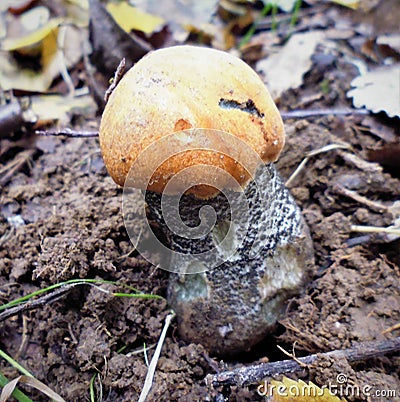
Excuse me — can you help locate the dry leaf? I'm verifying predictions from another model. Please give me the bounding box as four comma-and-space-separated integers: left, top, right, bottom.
329, 0, 359, 10
1, 0, 36, 15
377, 34, 400, 55
0, 375, 66, 402
64, 0, 89, 27
347, 65, 400, 118
106, 2, 165, 35
30, 94, 97, 126
257, 31, 325, 100
89, 0, 151, 75
368, 143, 400, 169
19, 6, 50, 32
360, 115, 398, 143
1, 17, 63, 51
133, 0, 219, 42
0, 23, 84, 92
267, 376, 347, 401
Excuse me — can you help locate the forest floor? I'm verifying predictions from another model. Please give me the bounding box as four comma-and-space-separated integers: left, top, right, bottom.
0, 1, 399, 401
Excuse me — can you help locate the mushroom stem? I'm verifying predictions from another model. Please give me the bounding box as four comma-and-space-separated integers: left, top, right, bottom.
145, 163, 314, 356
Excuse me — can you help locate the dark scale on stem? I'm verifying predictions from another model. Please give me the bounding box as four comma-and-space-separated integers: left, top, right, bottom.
145, 164, 314, 355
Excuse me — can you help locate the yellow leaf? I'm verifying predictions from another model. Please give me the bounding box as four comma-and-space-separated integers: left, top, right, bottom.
266, 376, 347, 401
41, 26, 59, 69
330, 0, 359, 9
106, 2, 164, 35
0, 23, 84, 92
31, 94, 97, 125
1, 18, 63, 51
66, 0, 89, 10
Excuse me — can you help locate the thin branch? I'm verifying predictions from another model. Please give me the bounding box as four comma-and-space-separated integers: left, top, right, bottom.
276, 344, 307, 368
334, 185, 389, 213
351, 225, 400, 236
35, 129, 98, 137
285, 143, 351, 187
206, 337, 400, 387
104, 58, 126, 104
382, 323, 400, 335
0, 284, 79, 322
57, 25, 75, 96
0, 149, 35, 185
281, 108, 369, 120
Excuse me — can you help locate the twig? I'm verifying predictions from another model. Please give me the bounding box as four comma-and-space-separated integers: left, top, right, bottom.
56, 24, 75, 96
0, 284, 79, 322
82, 30, 106, 111
104, 58, 126, 104
206, 337, 400, 387
281, 108, 369, 120
15, 315, 29, 360
276, 344, 307, 368
35, 129, 98, 137
337, 150, 382, 173
350, 225, 400, 236
0, 149, 35, 185
334, 185, 389, 213
126, 343, 156, 357
0, 228, 14, 247
382, 323, 400, 335
138, 312, 175, 402
285, 143, 351, 187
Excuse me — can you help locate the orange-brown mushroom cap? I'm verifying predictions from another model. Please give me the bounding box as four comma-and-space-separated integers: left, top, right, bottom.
99, 45, 285, 198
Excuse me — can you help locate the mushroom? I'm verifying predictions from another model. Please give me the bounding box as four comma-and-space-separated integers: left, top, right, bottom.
99, 45, 314, 355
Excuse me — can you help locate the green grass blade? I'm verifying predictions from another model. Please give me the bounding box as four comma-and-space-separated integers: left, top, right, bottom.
0, 279, 164, 312
290, 0, 302, 28
89, 373, 96, 402
112, 292, 163, 300
0, 349, 33, 378
239, 2, 272, 47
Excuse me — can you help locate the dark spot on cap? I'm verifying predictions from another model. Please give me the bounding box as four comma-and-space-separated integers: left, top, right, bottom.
218, 98, 264, 118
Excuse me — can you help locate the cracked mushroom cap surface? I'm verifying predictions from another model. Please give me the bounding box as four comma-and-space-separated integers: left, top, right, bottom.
99, 45, 285, 198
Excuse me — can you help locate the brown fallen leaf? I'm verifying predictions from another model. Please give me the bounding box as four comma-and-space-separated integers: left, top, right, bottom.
377, 34, 400, 55
361, 37, 400, 63
367, 143, 400, 169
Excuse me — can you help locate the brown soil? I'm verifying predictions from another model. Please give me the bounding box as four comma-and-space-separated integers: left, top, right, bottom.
1, 8, 400, 402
